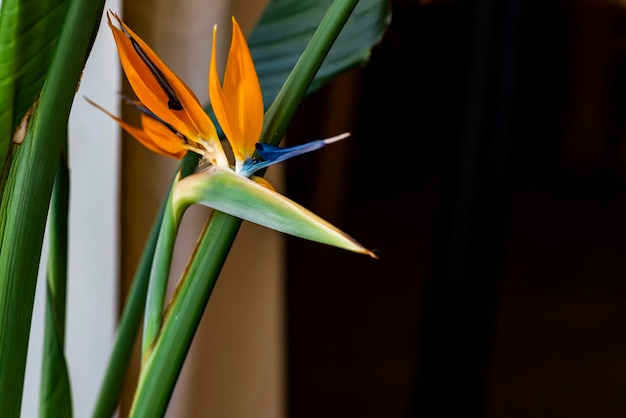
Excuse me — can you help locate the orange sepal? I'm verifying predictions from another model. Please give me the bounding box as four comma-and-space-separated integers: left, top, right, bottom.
107, 11, 219, 143
209, 17, 263, 165
140, 114, 188, 159
86, 98, 186, 159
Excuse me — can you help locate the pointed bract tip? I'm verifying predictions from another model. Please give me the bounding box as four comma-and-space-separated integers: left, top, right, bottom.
354, 243, 378, 259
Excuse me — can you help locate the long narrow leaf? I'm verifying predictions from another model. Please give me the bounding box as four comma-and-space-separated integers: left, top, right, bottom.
40, 154, 72, 418
0, 1, 105, 416
0, 0, 70, 190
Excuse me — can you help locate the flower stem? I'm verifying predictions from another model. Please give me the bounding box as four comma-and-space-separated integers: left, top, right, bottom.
131, 212, 241, 417
91, 152, 199, 417
141, 177, 181, 362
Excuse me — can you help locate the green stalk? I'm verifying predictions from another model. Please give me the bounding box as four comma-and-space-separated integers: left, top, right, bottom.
129, 1, 359, 415
261, 0, 360, 146
92, 153, 198, 418
130, 212, 241, 417
0, 1, 105, 416
141, 181, 180, 362
40, 153, 72, 418
91, 198, 162, 418
91, 190, 163, 418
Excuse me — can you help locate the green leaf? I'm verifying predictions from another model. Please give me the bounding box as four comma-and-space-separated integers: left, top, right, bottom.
0, 0, 70, 179
40, 285, 73, 418
174, 166, 376, 257
0, 1, 105, 416
40, 156, 73, 418
249, 0, 391, 107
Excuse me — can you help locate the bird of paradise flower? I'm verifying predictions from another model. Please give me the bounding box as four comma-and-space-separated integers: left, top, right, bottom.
89, 10, 377, 259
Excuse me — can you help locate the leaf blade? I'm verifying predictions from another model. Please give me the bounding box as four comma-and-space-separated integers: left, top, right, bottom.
0, 1, 106, 416
39, 156, 73, 418
249, 0, 391, 107
0, 0, 70, 171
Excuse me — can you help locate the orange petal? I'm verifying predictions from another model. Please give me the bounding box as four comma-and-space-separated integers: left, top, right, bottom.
225, 17, 264, 147
107, 11, 218, 144
141, 114, 189, 158
209, 17, 263, 166
86, 97, 186, 159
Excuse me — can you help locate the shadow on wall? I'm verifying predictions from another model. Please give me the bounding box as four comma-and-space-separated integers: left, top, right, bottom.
285, 0, 626, 417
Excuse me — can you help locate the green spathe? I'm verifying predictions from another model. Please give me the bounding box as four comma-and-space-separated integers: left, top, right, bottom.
173, 165, 376, 258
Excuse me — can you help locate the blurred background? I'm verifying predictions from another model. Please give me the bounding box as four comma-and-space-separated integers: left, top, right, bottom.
286, 0, 626, 417
25, 0, 626, 417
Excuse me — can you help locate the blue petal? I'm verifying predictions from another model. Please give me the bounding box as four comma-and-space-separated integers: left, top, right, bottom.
240, 133, 350, 177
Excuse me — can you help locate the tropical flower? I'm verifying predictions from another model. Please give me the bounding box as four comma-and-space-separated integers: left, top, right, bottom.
92, 10, 376, 258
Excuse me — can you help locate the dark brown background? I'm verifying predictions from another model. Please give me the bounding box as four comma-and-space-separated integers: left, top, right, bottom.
285, 0, 626, 417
